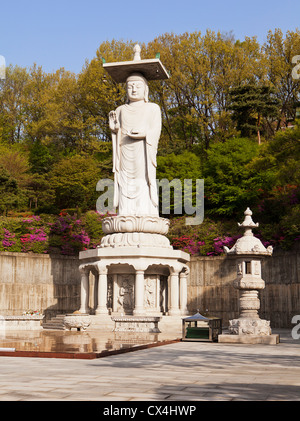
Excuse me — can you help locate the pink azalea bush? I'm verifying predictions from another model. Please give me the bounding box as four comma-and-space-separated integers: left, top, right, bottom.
168, 216, 242, 256
2, 228, 16, 249
0, 209, 298, 256
48, 214, 91, 255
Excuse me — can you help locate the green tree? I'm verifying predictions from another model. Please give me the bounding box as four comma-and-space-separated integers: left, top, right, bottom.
28, 140, 54, 174
156, 151, 202, 216
147, 31, 263, 153
0, 167, 19, 215
228, 84, 280, 143
49, 154, 102, 211
0, 65, 28, 144
249, 124, 300, 248
26, 174, 56, 212
263, 29, 300, 129
203, 137, 270, 216
251, 122, 300, 187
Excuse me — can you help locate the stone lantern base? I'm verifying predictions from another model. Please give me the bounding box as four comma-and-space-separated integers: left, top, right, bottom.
219, 313, 280, 344
218, 332, 280, 344
219, 317, 279, 344
229, 317, 271, 336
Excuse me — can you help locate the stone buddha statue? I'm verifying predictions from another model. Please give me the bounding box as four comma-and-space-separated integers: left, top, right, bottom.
109, 72, 162, 217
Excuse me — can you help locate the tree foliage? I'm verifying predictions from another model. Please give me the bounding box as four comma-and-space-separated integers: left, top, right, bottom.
0, 30, 299, 250
228, 84, 280, 142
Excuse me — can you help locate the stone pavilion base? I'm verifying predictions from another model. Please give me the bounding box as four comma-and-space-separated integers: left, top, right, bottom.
86, 313, 184, 335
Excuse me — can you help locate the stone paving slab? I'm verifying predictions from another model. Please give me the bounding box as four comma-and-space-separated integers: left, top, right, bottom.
0, 329, 299, 402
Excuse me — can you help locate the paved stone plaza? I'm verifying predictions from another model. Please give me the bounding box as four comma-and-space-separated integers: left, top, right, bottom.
0, 329, 299, 401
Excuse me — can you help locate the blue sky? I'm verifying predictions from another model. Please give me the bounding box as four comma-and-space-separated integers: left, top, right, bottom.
1, 0, 299, 74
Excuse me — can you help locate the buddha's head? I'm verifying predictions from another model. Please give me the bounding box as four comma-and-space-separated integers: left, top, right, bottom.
126, 73, 149, 103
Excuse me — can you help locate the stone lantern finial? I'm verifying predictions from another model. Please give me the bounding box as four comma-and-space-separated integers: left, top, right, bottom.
133, 44, 141, 61
224, 207, 273, 256
238, 207, 259, 234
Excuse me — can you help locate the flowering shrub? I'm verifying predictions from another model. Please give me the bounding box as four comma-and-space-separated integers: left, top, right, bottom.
207, 236, 240, 256
0, 216, 49, 253
48, 214, 91, 255
169, 216, 241, 256
168, 216, 283, 256
172, 234, 205, 255
2, 228, 16, 249
0, 209, 298, 256
171, 233, 241, 256
20, 228, 48, 253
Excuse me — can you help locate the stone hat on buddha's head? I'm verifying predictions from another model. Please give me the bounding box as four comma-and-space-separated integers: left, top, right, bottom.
103, 44, 169, 83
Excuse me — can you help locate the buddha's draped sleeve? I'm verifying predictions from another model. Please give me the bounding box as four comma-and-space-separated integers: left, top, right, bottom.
111, 106, 121, 209
145, 103, 162, 207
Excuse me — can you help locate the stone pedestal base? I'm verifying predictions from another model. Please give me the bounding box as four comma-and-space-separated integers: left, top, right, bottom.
229, 318, 271, 336
78, 215, 190, 325
79, 245, 190, 319
218, 317, 280, 344
218, 334, 280, 344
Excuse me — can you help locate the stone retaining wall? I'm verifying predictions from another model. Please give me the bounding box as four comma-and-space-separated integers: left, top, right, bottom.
0, 247, 299, 328
0, 252, 81, 320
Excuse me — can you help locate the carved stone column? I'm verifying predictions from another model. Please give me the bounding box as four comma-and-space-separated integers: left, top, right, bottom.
133, 270, 145, 315
91, 268, 99, 312
169, 270, 180, 316
95, 265, 108, 315
79, 266, 89, 314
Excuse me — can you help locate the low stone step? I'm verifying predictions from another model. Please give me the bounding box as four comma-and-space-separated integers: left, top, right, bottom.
42, 325, 65, 330
42, 314, 66, 330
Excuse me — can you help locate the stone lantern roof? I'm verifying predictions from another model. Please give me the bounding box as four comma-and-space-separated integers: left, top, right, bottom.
224, 207, 273, 256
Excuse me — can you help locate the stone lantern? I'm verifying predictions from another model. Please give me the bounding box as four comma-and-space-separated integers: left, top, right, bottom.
218, 208, 279, 344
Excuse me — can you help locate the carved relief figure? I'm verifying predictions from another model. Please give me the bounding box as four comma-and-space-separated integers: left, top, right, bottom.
117, 277, 134, 313
144, 277, 155, 308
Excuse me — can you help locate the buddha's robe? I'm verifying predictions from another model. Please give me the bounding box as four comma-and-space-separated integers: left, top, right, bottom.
111, 102, 161, 216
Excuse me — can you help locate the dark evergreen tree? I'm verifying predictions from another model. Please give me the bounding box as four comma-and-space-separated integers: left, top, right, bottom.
228, 84, 280, 143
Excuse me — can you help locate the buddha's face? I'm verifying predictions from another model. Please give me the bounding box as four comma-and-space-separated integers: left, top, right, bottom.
126, 79, 146, 102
